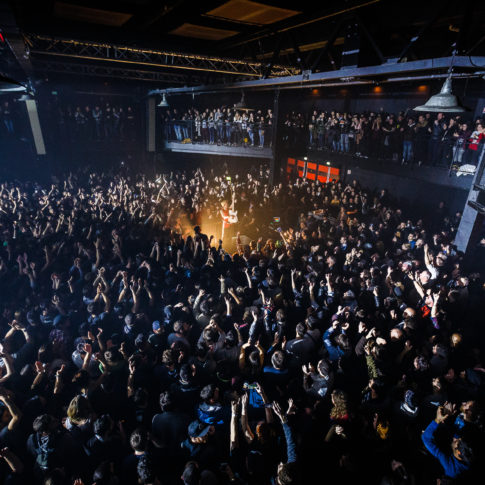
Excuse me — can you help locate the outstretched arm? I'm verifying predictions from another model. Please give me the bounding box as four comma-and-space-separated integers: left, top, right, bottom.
0, 390, 22, 431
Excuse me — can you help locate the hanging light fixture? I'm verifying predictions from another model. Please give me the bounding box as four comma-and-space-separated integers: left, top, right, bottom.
413, 49, 467, 113
18, 93, 34, 102
234, 91, 246, 109
157, 92, 169, 108
0, 74, 28, 93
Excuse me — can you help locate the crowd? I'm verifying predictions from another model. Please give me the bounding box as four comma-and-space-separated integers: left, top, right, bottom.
45, 102, 139, 142
162, 107, 274, 148
0, 161, 484, 485
283, 110, 485, 167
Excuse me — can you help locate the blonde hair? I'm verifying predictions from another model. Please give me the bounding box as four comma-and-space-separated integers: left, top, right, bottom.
330, 389, 349, 420
67, 395, 91, 425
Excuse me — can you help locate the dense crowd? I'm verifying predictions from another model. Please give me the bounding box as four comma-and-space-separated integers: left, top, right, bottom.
162, 107, 274, 147
0, 163, 484, 485
283, 110, 485, 166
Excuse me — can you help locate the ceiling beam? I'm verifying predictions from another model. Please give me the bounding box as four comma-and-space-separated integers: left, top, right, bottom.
32, 59, 197, 84
149, 55, 485, 94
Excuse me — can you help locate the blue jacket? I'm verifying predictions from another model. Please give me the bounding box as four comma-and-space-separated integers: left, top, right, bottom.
421, 420, 469, 478
282, 422, 297, 464
323, 327, 345, 363
197, 402, 228, 426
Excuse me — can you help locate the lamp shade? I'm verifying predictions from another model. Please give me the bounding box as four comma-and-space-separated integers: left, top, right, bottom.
234, 92, 246, 109
157, 93, 169, 108
0, 74, 28, 93
413, 77, 466, 113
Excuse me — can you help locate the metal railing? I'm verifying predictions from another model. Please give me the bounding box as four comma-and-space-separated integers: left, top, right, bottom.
162, 120, 273, 147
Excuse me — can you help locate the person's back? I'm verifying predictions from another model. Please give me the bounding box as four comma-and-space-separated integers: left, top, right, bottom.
152, 410, 190, 454
286, 327, 316, 368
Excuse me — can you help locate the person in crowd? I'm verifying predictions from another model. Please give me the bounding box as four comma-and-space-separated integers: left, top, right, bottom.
467, 122, 485, 165
92, 106, 103, 140
401, 116, 416, 164
0, 101, 15, 135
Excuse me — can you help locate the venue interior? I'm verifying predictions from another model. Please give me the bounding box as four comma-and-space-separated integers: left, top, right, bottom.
0, 1, 485, 484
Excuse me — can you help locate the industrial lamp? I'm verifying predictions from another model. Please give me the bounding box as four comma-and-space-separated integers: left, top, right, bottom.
157, 92, 169, 108
0, 74, 28, 93
234, 92, 246, 109
413, 50, 467, 113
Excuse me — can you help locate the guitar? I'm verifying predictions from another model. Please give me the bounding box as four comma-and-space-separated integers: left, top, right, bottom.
228, 185, 238, 224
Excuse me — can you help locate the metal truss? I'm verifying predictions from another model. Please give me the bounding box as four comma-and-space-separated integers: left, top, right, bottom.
32, 60, 200, 84
25, 34, 299, 78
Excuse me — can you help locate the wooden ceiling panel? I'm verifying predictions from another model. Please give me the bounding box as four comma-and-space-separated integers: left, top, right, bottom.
169, 23, 238, 40
54, 2, 132, 27
207, 0, 300, 26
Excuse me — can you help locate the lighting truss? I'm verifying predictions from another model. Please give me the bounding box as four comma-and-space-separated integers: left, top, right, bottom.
32, 60, 200, 84
25, 34, 299, 78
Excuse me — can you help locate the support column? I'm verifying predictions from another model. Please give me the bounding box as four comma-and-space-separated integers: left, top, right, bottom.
269, 88, 280, 187
146, 97, 156, 153
25, 99, 46, 155
455, 145, 485, 253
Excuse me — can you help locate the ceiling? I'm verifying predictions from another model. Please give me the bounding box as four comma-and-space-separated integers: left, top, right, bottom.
1, 0, 485, 87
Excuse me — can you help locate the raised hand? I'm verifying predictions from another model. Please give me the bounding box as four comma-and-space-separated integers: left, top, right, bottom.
35, 361, 46, 374
272, 401, 286, 422
56, 364, 66, 378
241, 392, 249, 409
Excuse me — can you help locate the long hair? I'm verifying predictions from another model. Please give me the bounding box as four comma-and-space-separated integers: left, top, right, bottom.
330, 389, 349, 420
67, 395, 91, 425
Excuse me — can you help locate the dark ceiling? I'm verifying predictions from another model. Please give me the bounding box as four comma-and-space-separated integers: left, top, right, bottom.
1, 0, 485, 87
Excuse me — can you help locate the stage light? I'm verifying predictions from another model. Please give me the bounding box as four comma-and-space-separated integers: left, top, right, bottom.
326, 161, 331, 166
304, 157, 308, 161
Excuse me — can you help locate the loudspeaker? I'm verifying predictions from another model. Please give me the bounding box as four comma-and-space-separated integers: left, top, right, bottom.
341, 23, 360, 69
25, 99, 46, 155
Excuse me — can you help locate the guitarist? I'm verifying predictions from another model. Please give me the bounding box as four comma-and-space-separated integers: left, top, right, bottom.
220, 188, 238, 246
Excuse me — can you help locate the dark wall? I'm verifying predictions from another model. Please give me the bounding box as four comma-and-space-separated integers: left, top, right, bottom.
343, 166, 468, 216
157, 151, 269, 173
279, 77, 483, 118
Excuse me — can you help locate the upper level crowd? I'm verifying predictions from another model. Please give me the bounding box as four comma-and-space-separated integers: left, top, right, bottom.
284, 110, 484, 166
160, 102, 485, 167
162, 107, 274, 147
